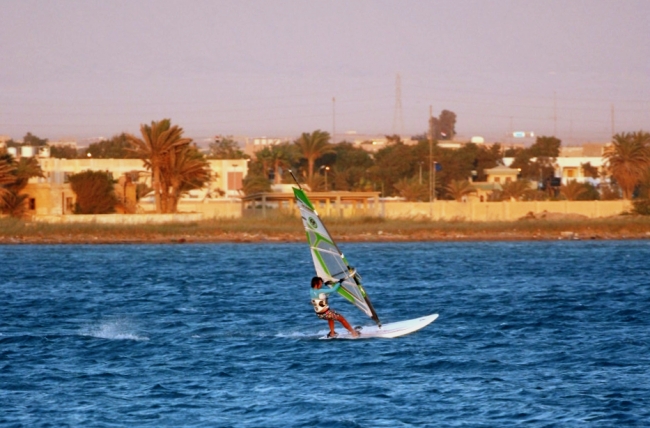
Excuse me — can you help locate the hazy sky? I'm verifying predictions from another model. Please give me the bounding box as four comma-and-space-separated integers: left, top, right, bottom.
1, 0, 648, 144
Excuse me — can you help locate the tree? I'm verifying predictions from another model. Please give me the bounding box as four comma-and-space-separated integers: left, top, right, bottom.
510, 136, 561, 187
433, 143, 475, 196
162, 144, 211, 212
633, 169, 650, 214
529, 136, 561, 158
394, 178, 428, 201
68, 170, 118, 214
581, 162, 599, 179
0, 158, 14, 204
500, 180, 534, 201
126, 119, 192, 213
323, 142, 374, 191
255, 143, 295, 184
208, 136, 245, 159
560, 180, 590, 201
369, 142, 420, 196
0, 155, 44, 217
295, 130, 333, 187
603, 131, 650, 199
50, 145, 78, 159
473, 144, 503, 181
22, 132, 48, 147
242, 174, 272, 195
445, 179, 475, 201
438, 110, 457, 139
429, 110, 457, 140
85, 134, 135, 158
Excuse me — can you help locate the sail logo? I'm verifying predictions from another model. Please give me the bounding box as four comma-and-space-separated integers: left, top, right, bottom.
308, 217, 318, 229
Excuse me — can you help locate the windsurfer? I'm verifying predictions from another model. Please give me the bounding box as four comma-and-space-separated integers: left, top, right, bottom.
310, 276, 360, 338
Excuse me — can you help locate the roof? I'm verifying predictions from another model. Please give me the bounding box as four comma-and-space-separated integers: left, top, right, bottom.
241, 191, 381, 203
485, 165, 519, 175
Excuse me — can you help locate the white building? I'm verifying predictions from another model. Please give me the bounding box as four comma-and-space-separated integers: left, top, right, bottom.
555, 144, 607, 185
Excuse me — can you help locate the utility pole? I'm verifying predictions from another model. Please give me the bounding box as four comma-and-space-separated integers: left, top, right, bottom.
611, 103, 615, 138
553, 91, 557, 137
332, 97, 336, 144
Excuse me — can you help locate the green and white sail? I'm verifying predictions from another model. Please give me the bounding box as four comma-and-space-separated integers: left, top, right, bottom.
293, 187, 381, 326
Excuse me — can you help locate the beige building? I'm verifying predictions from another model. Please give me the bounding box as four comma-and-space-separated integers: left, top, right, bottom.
485, 165, 520, 184
24, 157, 248, 215
468, 165, 520, 201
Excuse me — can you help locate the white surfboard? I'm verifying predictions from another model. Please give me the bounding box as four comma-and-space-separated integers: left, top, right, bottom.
320, 313, 438, 340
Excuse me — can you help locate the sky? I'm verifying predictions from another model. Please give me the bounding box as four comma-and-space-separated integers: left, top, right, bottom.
1, 0, 649, 145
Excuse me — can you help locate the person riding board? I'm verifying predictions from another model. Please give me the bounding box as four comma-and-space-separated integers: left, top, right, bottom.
310, 276, 360, 338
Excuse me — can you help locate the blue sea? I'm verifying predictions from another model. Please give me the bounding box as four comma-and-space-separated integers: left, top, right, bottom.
1, 240, 649, 427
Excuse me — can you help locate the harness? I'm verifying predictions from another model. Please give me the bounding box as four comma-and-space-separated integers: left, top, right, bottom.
311, 292, 330, 314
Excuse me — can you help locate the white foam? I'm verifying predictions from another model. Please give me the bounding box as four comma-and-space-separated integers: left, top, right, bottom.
80, 319, 149, 341
274, 331, 315, 339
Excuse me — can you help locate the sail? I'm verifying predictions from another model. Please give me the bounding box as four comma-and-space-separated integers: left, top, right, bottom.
293, 187, 381, 326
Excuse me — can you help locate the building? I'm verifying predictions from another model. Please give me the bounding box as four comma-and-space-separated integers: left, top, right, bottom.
349, 134, 418, 153
555, 144, 607, 184
468, 165, 520, 201
242, 136, 291, 158
485, 165, 520, 184
23, 157, 248, 216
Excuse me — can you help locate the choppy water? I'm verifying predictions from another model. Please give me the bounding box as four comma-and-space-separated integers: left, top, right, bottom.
1, 240, 649, 427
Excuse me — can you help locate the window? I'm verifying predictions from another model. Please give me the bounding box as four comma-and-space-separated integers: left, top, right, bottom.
29, 198, 36, 210
227, 171, 243, 191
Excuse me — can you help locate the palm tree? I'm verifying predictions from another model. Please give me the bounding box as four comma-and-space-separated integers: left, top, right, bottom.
501, 180, 533, 201
394, 178, 428, 201
445, 179, 475, 201
242, 174, 271, 195
0, 158, 15, 205
295, 130, 333, 187
560, 180, 589, 201
256, 143, 295, 185
603, 131, 650, 199
0, 156, 43, 217
163, 145, 211, 212
126, 119, 191, 212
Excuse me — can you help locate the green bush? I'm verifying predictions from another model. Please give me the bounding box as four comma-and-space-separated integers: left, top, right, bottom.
69, 170, 118, 214
632, 199, 650, 215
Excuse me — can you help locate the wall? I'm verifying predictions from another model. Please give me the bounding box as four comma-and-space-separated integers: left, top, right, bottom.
33, 213, 203, 224
24, 183, 74, 215
138, 200, 242, 219
29, 199, 633, 223
381, 200, 632, 221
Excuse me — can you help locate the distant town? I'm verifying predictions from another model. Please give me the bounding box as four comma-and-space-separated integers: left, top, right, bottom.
1, 112, 649, 221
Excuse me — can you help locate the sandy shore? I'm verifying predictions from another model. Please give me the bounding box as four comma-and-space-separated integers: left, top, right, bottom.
2, 227, 650, 245
3, 214, 650, 245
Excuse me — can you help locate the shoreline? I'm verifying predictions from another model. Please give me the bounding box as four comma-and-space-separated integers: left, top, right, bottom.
2, 229, 650, 245
2, 215, 650, 245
